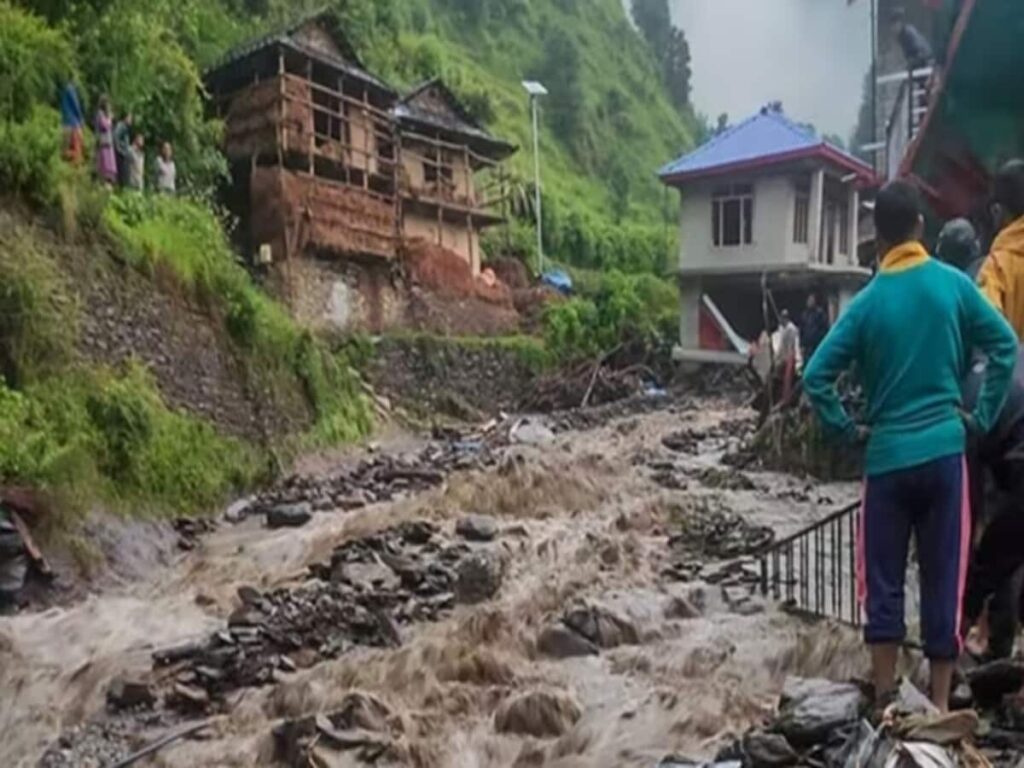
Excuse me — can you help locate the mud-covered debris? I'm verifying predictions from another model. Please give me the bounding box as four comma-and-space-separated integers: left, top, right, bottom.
689, 466, 757, 491
456, 514, 498, 542
169, 682, 210, 711
536, 624, 599, 659
662, 429, 702, 454
669, 506, 774, 560
274, 692, 399, 766
455, 550, 506, 604
38, 711, 177, 768
106, 678, 156, 711
494, 690, 582, 738
774, 678, 865, 746
173, 517, 215, 551
740, 731, 800, 767
236, 439, 499, 523
967, 660, 1024, 709
266, 502, 312, 529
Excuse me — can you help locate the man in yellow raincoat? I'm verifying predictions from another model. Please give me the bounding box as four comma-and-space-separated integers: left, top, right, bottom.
979, 161, 1024, 340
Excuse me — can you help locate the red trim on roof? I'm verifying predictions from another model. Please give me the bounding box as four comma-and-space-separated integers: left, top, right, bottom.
661, 144, 875, 187
898, 0, 978, 178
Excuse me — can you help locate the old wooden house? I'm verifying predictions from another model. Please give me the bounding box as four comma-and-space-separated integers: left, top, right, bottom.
393, 79, 516, 277
206, 14, 402, 330
205, 14, 518, 332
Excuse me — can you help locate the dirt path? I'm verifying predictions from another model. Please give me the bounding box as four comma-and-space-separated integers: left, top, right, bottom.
1, 397, 866, 767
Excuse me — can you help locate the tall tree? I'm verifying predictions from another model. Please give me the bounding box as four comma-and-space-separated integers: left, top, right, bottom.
632, 0, 691, 112
540, 28, 585, 150
663, 28, 691, 111
631, 0, 672, 62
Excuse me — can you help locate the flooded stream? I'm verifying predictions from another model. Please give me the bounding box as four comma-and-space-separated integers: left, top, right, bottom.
0, 397, 866, 767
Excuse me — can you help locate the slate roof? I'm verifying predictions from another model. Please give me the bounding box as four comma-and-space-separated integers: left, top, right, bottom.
207, 10, 394, 96
659, 107, 874, 184
394, 78, 516, 159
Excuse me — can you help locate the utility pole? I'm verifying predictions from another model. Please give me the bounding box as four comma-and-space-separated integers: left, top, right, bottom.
522, 80, 548, 276
871, 0, 878, 165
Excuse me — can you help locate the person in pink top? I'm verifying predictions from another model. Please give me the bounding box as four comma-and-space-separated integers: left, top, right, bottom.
94, 95, 117, 185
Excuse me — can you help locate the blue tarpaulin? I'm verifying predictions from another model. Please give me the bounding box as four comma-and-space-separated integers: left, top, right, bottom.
542, 269, 573, 295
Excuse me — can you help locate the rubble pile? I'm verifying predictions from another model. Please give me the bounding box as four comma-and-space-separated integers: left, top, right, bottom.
152, 522, 478, 710
547, 392, 684, 433
668, 506, 775, 560
521, 362, 649, 413
236, 440, 499, 522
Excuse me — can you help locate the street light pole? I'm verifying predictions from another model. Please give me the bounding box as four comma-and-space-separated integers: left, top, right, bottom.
522, 80, 548, 276
531, 95, 544, 275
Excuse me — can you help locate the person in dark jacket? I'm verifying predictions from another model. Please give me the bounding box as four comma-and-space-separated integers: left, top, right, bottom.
936, 238, 1024, 659
891, 8, 934, 70
800, 293, 829, 362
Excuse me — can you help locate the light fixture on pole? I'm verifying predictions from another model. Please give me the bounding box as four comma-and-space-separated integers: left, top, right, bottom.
522, 80, 548, 275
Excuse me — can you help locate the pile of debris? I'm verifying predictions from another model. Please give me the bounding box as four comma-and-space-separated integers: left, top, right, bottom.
521, 361, 650, 412
147, 521, 493, 711
546, 392, 683, 434
668, 506, 775, 561
235, 440, 499, 523
695, 674, 1016, 768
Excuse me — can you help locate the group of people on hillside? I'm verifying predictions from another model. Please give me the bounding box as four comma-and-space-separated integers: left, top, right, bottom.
801, 161, 1024, 716
59, 82, 176, 194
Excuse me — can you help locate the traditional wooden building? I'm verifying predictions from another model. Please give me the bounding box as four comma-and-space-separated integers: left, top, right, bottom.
393, 79, 516, 277
205, 13, 402, 330
205, 17, 519, 331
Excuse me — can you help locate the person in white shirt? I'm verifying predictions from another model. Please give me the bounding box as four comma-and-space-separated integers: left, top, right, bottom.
156, 141, 177, 194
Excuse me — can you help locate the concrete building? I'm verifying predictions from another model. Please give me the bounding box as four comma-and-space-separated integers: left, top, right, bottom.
659, 105, 875, 365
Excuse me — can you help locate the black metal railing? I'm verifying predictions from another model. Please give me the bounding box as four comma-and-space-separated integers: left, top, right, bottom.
759, 501, 862, 627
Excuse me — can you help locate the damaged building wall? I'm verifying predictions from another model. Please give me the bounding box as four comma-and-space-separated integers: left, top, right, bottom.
403, 214, 480, 274
250, 166, 396, 263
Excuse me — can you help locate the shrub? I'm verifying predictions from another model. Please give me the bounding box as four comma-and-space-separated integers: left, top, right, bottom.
0, 105, 65, 206
0, 2, 75, 122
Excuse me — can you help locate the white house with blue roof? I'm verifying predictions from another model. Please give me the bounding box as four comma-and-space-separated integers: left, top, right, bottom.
659, 105, 875, 365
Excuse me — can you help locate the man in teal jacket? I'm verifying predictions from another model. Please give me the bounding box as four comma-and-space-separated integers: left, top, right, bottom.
804, 180, 1018, 712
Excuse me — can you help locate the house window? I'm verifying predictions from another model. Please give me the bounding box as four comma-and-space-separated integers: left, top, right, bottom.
712, 184, 754, 247
794, 190, 810, 244
838, 202, 850, 256
424, 158, 454, 186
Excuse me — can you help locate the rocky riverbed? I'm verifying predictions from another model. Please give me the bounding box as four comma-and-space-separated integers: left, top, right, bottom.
2, 395, 888, 767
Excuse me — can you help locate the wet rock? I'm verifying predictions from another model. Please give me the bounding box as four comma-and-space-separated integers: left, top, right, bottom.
741, 731, 799, 767
663, 595, 702, 620
774, 678, 865, 746
237, 585, 262, 606
967, 660, 1024, 709
106, 677, 155, 710
275, 691, 397, 766
536, 624, 599, 659
494, 690, 582, 738
511, 420, 555, 445
455, 550, 505, 604
456, 514, 499, 542
266, 503, 313, 529
562, 603, 639, 649
169, 682, 210, 711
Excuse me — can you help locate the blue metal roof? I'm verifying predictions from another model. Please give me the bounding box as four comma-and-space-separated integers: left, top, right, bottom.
659, 108, 873, 182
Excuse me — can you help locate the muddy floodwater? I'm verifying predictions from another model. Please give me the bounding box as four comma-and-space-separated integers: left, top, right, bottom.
1, 397, 869, 767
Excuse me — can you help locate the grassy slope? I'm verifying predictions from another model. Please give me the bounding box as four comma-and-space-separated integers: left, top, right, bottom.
390, 0, 695, 224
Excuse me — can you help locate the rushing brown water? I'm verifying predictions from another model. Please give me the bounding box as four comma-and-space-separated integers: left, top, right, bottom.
0, 399, 864, 767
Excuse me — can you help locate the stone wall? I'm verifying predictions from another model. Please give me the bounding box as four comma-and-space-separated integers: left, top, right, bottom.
368, 335, 539, 418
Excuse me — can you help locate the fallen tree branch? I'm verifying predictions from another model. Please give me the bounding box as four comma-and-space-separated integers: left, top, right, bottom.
110, 720, 211, 768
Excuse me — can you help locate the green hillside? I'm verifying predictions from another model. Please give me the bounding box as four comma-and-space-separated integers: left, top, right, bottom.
6, 0, 697, 273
